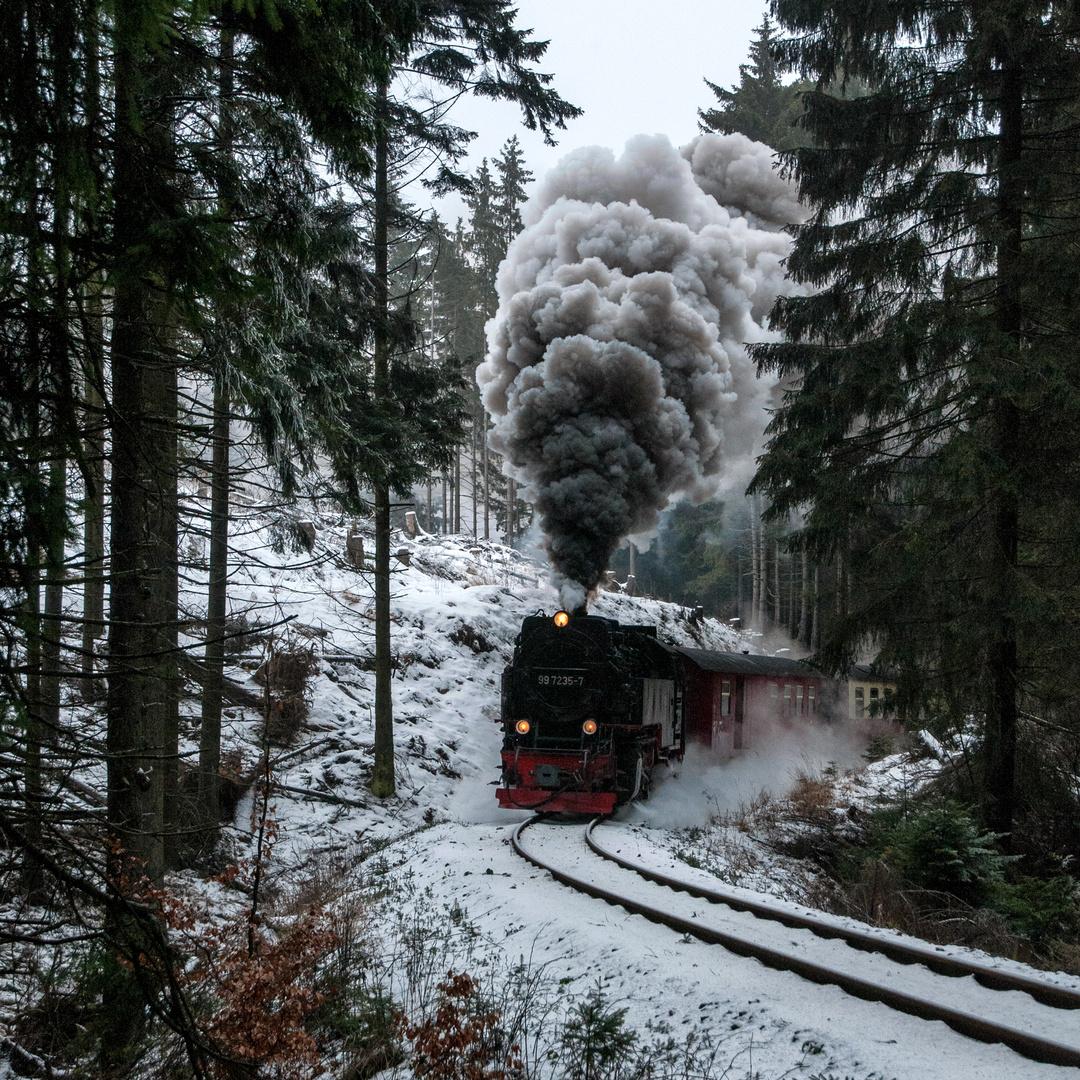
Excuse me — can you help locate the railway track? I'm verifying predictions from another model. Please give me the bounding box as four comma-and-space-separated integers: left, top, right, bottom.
512, 816, 1080, 1069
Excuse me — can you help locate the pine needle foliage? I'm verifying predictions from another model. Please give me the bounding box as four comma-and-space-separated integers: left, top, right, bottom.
753, 1, 1080, 837
699, 15, 812, 150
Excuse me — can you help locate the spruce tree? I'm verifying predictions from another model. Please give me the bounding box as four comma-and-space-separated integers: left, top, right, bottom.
494, 135, 534, 254
363, 5, 578, 796
465, 158, 505, 315
699, 15, 809, 150
752, 1, 1080, 839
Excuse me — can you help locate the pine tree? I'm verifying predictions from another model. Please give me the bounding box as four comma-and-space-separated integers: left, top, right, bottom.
494, 135, 533, 252
364, 5, 579, 797
699, 15, 809, 150
465, 159, 504, 316
752, 1, 1080, 839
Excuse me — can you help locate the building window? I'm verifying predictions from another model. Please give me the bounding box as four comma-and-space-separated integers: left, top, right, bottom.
769, 682, 778, 699
854, 685, 865, 719
808, 685, 816, 715
795, 684, 804, 715
721, 679, 731, 717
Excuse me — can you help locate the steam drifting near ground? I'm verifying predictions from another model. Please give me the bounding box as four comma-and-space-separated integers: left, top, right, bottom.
631, 718, 869, 831
477, 132, 808, 607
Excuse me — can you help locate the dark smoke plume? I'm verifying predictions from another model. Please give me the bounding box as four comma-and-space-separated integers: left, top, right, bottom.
476, 133, 807, 609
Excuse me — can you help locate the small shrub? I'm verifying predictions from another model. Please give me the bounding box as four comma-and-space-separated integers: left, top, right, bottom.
862, 734, 895, 763
449, 624, 495, 655
9, 944, 118, 1065
199, 912, 334, 1080
223, 613, 265, 656
558, 983, 638, 1080
268, 517, 316, 555
400, 972, 518, 1080
318, 986, 403, 1080
887, 802, 1012, 904
258, 646, 318, 745
788, 771, 835, 823
992, 873, 1080, 945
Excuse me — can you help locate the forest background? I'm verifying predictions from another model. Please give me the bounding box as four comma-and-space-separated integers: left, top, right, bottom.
2, 0, 1080, 1076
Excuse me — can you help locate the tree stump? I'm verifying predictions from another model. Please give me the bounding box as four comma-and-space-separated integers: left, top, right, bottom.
346, 529, 365, 568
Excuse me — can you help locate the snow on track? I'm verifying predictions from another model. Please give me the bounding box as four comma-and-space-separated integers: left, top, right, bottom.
407, 821, 1078, 1080
178, 518, 1080, 1080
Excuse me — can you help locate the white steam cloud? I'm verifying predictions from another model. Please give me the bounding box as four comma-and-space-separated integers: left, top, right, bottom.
476, 132, 808, 606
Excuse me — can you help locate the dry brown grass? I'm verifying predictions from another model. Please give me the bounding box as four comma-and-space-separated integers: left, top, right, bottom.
258, 646, 318, 745
787, 770, 836, 824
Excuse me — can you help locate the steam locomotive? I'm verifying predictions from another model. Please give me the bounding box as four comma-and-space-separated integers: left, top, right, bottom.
496, 610, 684, 814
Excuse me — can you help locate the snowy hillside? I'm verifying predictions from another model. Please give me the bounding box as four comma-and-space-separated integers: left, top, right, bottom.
154, 508, 1080, 1080
199, 512, 744, 859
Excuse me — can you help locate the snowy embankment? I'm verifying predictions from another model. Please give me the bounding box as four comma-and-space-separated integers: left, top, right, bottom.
182, 513, 1074, 1080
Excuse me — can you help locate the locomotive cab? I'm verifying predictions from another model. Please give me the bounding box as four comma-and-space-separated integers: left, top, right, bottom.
497, 610, 683, 814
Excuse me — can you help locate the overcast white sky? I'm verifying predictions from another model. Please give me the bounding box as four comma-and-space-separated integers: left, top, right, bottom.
429, 0, 770, 221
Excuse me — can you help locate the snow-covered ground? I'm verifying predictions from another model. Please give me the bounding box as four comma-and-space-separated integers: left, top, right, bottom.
168, 511, 1079, 1080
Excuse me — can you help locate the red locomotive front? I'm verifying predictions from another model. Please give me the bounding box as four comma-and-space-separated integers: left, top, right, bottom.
497, 611, 683, 814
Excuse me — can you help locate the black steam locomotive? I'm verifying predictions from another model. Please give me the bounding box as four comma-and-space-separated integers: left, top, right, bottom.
497, 610, 684, 814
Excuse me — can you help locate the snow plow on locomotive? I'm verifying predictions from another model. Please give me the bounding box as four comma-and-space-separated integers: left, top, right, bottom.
497, 610, 684, 814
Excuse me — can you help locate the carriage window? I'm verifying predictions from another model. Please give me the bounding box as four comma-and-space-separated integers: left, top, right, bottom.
855, 685, 865, 719
795, 684, 804, 715
808, 685, 816, 715
721, 679, 731, 717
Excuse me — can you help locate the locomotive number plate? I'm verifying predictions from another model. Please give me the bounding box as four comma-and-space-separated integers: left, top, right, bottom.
533, 668, 587, 688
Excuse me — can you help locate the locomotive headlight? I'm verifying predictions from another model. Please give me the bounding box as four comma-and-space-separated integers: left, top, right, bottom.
582, 720, 597, 735
553, 610, 570, 628
515, 720, 531, 735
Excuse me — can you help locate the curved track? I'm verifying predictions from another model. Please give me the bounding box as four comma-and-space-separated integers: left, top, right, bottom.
512, 816, 1080, 1068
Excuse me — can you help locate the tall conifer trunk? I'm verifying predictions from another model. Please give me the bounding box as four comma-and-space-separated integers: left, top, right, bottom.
483, 427, 489, 539
40, 455, 65, 744
370, 78, 395, 798
81, 0, 106, 691
986, 47, 1023, 839
455, 450, 461, 531
798, 550, 809, 644
147, 349, 178, 869
198, 29, 235, 846
22, 380, 43, 887
198, 374, 230, 838
471, 419, 478, 535
41, 9, 73, 748
81, 320, 106, 688
106, 0, 174, 890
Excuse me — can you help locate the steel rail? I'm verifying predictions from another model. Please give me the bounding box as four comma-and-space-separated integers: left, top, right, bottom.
511, 817, 1080, 1069
584, 818, 1080, 1012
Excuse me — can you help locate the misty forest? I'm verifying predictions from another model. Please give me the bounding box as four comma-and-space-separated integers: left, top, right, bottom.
2, 2, 1080, 1078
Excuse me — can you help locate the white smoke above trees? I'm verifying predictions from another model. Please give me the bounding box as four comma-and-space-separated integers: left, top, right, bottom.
476, 132, 808, 610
